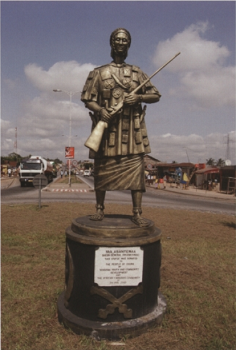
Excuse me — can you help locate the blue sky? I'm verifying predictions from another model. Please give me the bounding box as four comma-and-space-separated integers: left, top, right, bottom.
1, 1, 235, 164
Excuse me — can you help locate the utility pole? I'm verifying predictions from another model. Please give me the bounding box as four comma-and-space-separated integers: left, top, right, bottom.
14, 127, 17, 154
53, 89, 80, 186
226, 133, 230, 160
183, 147, 190, 163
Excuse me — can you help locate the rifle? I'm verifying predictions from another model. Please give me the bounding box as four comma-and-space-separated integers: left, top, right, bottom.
84, 52, 180, 152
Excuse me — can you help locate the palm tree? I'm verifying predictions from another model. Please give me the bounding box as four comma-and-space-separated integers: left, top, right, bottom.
206, 158, 215, 166
216, 158, 225, 167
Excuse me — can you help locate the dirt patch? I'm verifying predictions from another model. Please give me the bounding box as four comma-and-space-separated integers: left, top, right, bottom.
1, 203, 235, 350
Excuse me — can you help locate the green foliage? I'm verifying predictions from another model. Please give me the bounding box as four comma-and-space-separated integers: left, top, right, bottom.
206, 158, 226, 168
206, 158, 216, 166
216, 158, 225, 167
84, 162, 94, 170
1, 153, 24, 165
1, 153, 63, 167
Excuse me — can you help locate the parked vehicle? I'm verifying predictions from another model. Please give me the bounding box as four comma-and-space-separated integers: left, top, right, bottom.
19, 156, 54, 187
83, 170, 91, 177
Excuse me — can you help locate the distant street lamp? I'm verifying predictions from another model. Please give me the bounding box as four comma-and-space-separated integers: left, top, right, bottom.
53, 89, 80, 186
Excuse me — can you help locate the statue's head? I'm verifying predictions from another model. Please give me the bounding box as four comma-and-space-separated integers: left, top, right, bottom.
110, 28, 131, 60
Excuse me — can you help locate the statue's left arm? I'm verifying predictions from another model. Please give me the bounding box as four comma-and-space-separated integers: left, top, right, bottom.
124, 93, 159, 105
124, 67, 161, 106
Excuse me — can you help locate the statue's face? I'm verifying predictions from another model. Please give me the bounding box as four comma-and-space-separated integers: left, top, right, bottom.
113, 32, 129, 55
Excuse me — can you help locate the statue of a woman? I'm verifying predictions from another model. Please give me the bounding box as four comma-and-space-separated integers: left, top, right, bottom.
81, 28, 161, 227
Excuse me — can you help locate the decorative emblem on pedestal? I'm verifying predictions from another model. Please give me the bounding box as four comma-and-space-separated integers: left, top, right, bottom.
90, 284, 143, 319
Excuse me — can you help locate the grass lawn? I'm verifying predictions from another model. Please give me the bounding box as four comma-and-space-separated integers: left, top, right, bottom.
56, 175, 83, 184
1, 203, 235, 350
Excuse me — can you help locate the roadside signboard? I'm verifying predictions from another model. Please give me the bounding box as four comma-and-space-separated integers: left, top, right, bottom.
33, 174, 48, 189
65, 147, 74, 159
33, 174, 48, 209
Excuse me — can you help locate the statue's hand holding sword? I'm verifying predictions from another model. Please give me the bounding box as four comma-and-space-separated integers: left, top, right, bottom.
84, 52, 180, 153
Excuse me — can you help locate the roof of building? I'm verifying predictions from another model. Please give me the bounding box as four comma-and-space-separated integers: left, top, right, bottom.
155, 162, 194, 167
195, 167, 220, 174
144, 154, 161, 162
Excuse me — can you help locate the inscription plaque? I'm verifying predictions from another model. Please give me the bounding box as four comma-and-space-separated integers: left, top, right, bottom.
94, 247, 143, 286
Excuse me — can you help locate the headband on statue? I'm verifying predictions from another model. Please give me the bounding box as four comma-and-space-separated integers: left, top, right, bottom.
110, 28, 131, 48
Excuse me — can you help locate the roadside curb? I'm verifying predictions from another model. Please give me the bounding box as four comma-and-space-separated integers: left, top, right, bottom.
146, 185, 235, 201
42, 176, 94, 192
1, 177, 18, 189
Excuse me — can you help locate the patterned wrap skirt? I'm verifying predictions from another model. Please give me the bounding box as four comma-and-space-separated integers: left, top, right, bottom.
94, 154, 146, 192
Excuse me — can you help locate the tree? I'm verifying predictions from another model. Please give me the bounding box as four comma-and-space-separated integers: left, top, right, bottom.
53, 158, 62, 165
1, 153, 24, 166
84, 162, 94, 170
216, 158, 225, 167
206, 158, 215, 166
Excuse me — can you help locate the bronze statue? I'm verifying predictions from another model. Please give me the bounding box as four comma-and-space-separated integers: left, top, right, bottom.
81, 28, 161, 227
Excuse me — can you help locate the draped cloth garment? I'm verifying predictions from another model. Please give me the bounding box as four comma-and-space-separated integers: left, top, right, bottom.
94, 154, 146, 192
81, 62, 161, 193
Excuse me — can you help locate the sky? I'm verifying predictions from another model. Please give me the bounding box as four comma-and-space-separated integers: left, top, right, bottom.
1, 1, 235, 164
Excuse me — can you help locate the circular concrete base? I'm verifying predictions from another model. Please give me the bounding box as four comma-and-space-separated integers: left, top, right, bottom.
58, 291, 167, 341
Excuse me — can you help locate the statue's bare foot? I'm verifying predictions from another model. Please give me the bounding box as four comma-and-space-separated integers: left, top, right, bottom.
89, 207, 104, 221
131, 215, 149, 227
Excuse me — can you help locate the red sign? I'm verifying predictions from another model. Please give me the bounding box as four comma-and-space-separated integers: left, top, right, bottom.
65, 147, 74, 159
66, 160, 77, 169
195, 163, 205, 170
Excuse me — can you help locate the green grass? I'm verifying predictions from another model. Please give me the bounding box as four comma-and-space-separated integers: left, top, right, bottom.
58, 174, 82, 184
1, 203, 235, 350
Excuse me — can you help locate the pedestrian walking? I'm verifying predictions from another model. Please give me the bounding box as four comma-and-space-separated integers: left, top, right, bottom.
154, 178, 158, 189
159, 178, 164, 189
163, 175, 167, 189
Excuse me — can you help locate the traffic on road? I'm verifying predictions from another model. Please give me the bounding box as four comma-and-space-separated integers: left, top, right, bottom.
1, 174, 235, 216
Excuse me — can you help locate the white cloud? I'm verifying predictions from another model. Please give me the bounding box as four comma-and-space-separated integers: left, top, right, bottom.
153, 22, 230, 72
1, 60, 96, 158
19, 60, 95, 145
19, 96, 88, 138
1, 118, 12, 133
4, 79, 17, 90
152, 22, 236, 108
24, 61, 96, 93
149, 131, 235, 164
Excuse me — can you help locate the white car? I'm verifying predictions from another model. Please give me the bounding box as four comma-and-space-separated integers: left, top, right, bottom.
83, 170, 91, 176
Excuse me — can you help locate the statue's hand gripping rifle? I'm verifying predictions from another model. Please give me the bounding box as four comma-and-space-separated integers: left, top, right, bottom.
84, 52, 180, 153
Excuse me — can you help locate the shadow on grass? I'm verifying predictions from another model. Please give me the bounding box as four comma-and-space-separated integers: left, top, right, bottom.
221, 221, 236, 229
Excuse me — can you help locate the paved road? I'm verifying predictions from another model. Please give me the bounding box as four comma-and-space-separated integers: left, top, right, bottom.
1, 176, 235, 216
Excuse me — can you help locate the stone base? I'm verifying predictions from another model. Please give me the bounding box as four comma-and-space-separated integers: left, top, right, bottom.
58, 291, 166, 341
58, 215, 165, 340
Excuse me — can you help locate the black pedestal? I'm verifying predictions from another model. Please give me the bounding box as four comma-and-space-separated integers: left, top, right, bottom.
57, 215, 166, 340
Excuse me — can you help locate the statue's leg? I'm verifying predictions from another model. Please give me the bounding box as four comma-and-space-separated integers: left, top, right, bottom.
90, 190, 106, 221
131, 190, 149, 227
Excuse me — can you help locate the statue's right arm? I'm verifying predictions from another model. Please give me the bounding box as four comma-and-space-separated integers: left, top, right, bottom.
85, 101, 101, 114
85, 101, 111, 124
